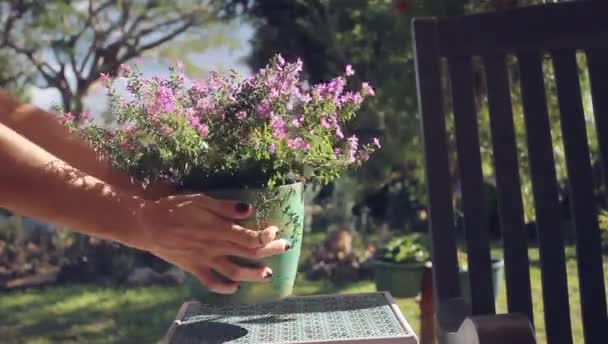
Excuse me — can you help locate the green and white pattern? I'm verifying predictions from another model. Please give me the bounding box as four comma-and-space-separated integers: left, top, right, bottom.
170, 293, 412, 343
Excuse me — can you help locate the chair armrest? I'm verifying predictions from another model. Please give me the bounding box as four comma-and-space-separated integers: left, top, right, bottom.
435, 298, 535, 344
441, 313, 535, 344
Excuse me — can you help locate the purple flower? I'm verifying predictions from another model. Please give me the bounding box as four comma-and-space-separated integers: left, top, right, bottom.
287, 137, 310, 151
269, 143, 276, 154
256, 99, 273, 118
345, 64, 355, 76
340, 91, 363, 106
154, 85, 176, 114
335, 126, 345, 139
292, 116, 303, 128
327, 77, 346, 99
297, 89, 312, 103
207, 71, 224, 90
190, 80, 209, 97
271, 117, 288, 139
361, 82, 375, 96
237, 111, 248, 120
269, 87, 281, 99
196, 98, 214, 114
372, 137, 381, 148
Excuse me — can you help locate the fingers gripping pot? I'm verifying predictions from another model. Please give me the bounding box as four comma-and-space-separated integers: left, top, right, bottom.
185, 182, 304, 304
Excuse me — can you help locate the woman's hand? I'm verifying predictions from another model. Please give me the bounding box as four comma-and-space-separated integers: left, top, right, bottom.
133, 193, 289, 294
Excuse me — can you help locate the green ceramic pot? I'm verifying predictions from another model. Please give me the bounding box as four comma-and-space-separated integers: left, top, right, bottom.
371, 260, 426, 298
459, 258, 504, 304
185, 182, 304, 305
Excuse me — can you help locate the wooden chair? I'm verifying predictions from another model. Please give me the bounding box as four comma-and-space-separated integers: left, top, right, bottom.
412, 1, 608, 343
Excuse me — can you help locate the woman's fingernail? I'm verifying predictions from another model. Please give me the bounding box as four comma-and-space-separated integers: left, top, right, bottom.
283, 239, 293, 251
264, 269, 273, 280
235, 203, 251, 213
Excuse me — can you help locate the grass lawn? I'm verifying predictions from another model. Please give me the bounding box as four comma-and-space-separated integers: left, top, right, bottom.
0, 247, 606, 343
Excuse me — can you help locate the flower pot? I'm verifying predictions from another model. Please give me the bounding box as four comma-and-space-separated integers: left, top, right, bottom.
185, 182, 304, 305
371, 260, 426, 298
458, 258, 504, 304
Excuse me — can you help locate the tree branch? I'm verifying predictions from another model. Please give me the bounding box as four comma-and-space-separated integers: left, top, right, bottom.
134, 19, 195, 56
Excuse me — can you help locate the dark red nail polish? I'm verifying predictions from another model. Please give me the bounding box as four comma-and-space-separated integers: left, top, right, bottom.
235, 203, 251, 213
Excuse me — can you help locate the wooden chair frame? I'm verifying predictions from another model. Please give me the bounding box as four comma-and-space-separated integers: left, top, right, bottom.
412, 1, 608, 343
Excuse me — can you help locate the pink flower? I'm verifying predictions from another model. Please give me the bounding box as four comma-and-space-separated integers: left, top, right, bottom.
99, 73, 111, 85
197, 124, 209, 137
372, 137, 381, 148
237, 111, 248, 120
320, 116, 332, 129
269, 143, 276, 154
277, 54, 286, 66
120, 142, 130, 152
80, 111, 93, 122
271, 117, 288, 139
361, 82, 375, 96
269, 88, 281, 99
61, 112, 75, 124
347, 135, 359, 163
119, 64, 132, 77
287, 137, 310, 151
345, 64, 355, 76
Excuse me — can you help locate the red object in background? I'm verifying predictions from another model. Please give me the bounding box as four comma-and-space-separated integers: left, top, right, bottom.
394, 0, 409, 13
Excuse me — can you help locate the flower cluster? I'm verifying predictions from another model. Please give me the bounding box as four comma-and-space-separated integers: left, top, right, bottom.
65, 55, 379, 188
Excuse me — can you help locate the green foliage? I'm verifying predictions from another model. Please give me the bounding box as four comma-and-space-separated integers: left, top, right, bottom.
244, 0, 588, 223
376, 233, 430, 264
598, 210, 608, 254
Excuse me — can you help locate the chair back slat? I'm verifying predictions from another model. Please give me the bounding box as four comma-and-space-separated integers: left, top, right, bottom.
551, 50, 608, 343
517, 52, 573, 344
412, 18, 461, 302
586, 48, 608, 202
447, 56, 495, 315
482, 54, 534, 324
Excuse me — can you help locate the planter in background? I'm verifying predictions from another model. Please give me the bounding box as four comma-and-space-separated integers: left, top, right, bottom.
458, 258, 504, 304
371, 260, 426, 298
185, 182, 304, 305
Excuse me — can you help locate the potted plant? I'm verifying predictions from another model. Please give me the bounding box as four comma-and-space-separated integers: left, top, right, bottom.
371, 233, 430, 298
64, 55, 379, 304
457, 250, 504, 304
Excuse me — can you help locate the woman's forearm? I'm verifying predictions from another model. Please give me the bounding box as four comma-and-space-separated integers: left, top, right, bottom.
0, 90, 144, 196
0, 122, 144, 248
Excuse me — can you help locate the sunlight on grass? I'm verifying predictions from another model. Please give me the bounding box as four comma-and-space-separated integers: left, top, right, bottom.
1, 247, 606, 343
